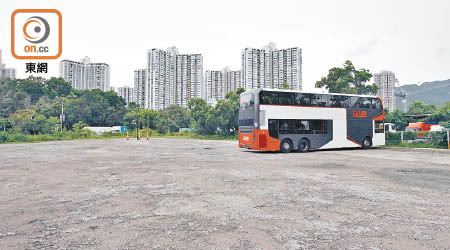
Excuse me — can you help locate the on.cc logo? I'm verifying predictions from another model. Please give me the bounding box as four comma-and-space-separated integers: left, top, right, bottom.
23, 16, 50, 44
11, 9, 62, 60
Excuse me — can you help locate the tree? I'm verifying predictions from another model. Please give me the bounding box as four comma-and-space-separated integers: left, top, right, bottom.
315, 60, 378, 95
127, 102, 139, 110
385, 109, 408, 131
157, 105, 190, 133
14, 76, 47, 103
9, 109, 58, 134
138, 109, 159, 129
1, 77, 129, 134
45, 77, 72, 98
426, 102, 450, 124
188, 98, 217, 134
216, 89, 242, 135
408, 101, 438, 115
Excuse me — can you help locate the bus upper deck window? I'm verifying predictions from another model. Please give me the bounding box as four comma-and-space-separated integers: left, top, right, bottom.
240, 94, 254, 109
372, 98, 382, 110
359, 98, 371, 109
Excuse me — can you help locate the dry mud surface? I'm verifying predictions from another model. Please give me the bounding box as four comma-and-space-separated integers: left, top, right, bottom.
1, 138, 450, 249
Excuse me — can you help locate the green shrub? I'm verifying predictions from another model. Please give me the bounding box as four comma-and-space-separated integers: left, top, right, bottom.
0, 132, 9, 143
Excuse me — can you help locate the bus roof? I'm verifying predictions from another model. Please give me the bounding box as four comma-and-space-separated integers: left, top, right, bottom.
245, 88, 379, 98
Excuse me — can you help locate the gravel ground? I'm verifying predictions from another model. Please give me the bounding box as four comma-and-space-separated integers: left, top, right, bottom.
0, 138, 450, 250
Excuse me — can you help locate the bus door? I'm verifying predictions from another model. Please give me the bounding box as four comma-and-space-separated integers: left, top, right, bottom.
373, 120, 385, 146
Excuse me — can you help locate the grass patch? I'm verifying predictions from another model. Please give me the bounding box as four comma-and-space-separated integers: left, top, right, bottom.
0, 129, 237, 144
385, 143, 448, 149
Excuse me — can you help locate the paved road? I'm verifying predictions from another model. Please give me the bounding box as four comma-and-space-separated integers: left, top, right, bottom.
1, 139, 450, 249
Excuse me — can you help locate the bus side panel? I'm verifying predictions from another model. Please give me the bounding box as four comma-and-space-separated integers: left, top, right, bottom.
346, 107, 376, 146
260, 105, 358, 150
254, 129, 280, 151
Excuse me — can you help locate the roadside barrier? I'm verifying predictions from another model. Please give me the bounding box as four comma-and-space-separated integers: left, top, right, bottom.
386, 131, 449, 149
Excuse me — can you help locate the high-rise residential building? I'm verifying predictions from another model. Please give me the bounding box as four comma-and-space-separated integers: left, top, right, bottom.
0, 49, 17, 79
241, 48, 266, 89
59, 56, 110, 91
224, 68, 242, 94
373, 71, 396, 112
147, 47, 178, 110
176, 54, 203, 108
205, 70, 224, 104
134, 69, 147, 108
241, 43, 302, 91
272, 47, 302, 90
146, 47, 203, 110
117, 86, 134, 106
205, 67, 242, 105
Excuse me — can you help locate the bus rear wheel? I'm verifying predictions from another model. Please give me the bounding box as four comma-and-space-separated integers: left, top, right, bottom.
298, 138, 310, 153
362, 137, 372, 149
280, 139, 293, 153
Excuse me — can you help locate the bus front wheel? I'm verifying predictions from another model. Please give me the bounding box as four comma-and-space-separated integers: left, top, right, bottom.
362, 137, 372, 149
298, 138, 310, 153
280, 139, 293, 153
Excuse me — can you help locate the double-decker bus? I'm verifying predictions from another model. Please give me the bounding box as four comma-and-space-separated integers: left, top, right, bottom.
238, 88, 385, 152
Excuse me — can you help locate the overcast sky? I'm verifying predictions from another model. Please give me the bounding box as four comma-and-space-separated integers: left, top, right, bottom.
1, 0, 449, 91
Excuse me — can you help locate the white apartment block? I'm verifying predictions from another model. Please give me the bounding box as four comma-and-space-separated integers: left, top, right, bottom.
0, 49, 16, 79
373, 70, 396, 112
147, 47, 178, 110
59, 56, 110, 91
205, 67, 242, 104
146, 47, 203, 110
272, 47, 302, 90
241, 48, 267, 89
176, 54, 203, 108
134, 69, 147, 108
241, 43, 302, 91
225, 69, 242, 94
117, 86, 134, 106
205, 70, 224, 104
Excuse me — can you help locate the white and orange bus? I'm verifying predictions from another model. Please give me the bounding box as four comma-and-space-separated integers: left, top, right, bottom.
238, 88, 385, 152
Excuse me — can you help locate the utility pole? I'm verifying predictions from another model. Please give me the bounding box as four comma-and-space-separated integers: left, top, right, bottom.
136, 115, 140, 140
59, 98, 64, 133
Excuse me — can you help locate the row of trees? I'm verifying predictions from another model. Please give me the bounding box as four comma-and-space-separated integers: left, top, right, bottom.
385, 101, 450, 130
0, 76, 244, 136
121, 88, 245, 135
315, 60, 449, 129
1, 77, 126, 134
1, 60, 448, 137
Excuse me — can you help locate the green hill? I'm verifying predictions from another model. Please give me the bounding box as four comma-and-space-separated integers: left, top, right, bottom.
395, 79, 450, 111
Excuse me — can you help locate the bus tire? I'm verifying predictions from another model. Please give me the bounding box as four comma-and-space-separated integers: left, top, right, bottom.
298, 138, 310, 153
362, 137, 372, 149
280, 139, 293, 153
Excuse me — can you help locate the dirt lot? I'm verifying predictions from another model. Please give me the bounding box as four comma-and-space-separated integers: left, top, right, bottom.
0, 138, 450, 249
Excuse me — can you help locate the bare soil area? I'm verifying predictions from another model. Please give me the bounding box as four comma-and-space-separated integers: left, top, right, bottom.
1, 138, 450, 249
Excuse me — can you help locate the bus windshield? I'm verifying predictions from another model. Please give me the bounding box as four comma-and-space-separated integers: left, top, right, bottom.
240, 93, 254, 109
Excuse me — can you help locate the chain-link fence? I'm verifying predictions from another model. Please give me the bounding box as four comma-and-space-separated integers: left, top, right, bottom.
386, 131, 450, 149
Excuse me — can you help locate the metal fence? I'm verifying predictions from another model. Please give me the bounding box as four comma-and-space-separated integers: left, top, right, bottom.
386, 131, 450, 149
385, 131, 450, 149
